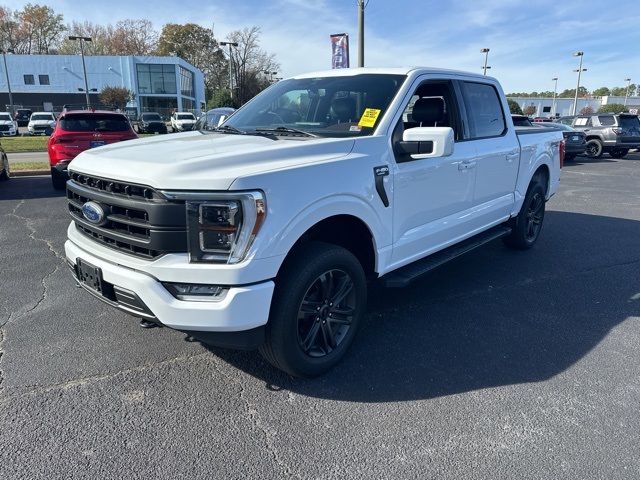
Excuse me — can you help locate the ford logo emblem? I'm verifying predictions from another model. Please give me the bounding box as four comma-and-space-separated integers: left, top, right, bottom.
81, 201, 106, 225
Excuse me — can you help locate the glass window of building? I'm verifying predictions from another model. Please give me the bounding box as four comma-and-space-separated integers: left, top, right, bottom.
24, 74, 35, 85
38, 75, 50, 85
136, 63, 177, 95
179, 66, 194, 98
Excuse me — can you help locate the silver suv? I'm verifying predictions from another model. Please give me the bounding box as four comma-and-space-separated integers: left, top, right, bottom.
567, 114, 640, 158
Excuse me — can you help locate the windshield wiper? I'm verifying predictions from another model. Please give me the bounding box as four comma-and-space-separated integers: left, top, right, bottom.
254, 126, 318, 138
213, 125, 247, 135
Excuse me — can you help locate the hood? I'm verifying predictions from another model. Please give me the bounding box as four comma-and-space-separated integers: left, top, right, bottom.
0, 120, 14, 125
30, 119, 55, 124
68, 131, 355, 190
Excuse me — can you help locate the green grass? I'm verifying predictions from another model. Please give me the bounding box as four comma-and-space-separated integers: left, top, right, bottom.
11, 161, 49, 171
0, 135, 49, 153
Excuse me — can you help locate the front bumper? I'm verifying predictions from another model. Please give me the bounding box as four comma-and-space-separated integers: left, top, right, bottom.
65, 237, 275, 340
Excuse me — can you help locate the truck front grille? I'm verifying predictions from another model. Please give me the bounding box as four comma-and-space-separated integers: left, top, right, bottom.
66, 173, 187, 259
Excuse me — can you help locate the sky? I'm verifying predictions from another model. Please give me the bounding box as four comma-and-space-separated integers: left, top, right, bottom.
11, 0, 640, 93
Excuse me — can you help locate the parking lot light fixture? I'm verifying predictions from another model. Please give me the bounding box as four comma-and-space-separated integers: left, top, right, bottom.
481, 48, 490, 75
1, 48, 14, 117
552, 77, 558, 117
624, 78, 632, 106
68, 36, 93, 108
571, 51, 585, 116
220, 41, 239, 100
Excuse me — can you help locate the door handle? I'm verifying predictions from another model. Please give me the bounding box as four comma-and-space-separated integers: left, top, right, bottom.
506, 152, 519, 163
458, 160, 477, 171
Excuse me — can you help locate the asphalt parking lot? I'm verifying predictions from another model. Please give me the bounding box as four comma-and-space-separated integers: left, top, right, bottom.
1, 154, 639, 479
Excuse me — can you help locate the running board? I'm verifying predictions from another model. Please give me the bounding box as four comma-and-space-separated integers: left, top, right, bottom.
382, 226, 512, 288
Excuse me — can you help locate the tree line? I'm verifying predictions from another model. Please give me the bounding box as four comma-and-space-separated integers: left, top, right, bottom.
0, 3, 279, 106
507, 84, 637, 99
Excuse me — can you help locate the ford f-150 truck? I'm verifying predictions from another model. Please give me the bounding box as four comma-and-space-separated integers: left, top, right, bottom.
64, 67, 563, 377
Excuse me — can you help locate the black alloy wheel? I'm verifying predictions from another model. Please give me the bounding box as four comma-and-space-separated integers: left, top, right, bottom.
524, 191, 544, 242
297, 269, 356, 358
585, 139, 603, 158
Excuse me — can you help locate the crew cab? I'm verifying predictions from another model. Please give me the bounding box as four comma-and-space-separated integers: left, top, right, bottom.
64, 68, 563, 377
0, 112, 18, 136
27, 112, 56, 135
48, 110, 137, 190
170, 112, 196, 132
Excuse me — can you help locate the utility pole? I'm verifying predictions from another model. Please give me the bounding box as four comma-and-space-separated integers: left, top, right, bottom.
1, 49, 14, 116
571, 51, 586, 116
69, 36, 92, 108
624, 78, 631, 106
357, 0, 365, 67
551, 77, 558, 118
481, 48, 490, 75
220, 41, 239, 100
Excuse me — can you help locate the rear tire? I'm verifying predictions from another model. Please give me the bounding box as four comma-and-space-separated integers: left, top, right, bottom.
585, 138, 603, 158
0, 159, 9, 181
610, 148, 629, 158
503, 175, 546, 250
51, 168, 67, 190
259, 241, 367, 378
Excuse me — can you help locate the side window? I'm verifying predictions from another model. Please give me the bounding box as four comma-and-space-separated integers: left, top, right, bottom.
598, 115, 615, 126
460, 81, 506, 139
574, 117, 589, 127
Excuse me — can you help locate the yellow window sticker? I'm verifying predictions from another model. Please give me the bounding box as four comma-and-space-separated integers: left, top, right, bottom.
358, 108, 381, 128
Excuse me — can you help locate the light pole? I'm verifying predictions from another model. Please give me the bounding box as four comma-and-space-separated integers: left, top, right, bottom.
357, 0, 365, 67
624, 78, 632, 106
220, 41, 239, 100
571, 51, 586, 116
481, 48, 490, 75
263, 71, 278, 84
68, 36, 92, 108
1, 49, 14, 116
551, 77, 558, 118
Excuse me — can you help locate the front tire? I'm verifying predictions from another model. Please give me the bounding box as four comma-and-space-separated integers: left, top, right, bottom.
51, 168, 67, 190
260, 242, 367, 378
585, 138, 603, 158
0, 158, 9, 181
503, 175, 546, 250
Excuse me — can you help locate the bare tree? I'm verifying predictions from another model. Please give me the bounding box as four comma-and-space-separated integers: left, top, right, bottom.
227, 26, 279, 105
0, 7, 24, 52
60, 19, 157, 55
17, 3, 65, 54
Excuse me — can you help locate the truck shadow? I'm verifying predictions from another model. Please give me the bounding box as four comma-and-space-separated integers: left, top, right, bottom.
208, 210, 640, 402
0, 175, 66, 201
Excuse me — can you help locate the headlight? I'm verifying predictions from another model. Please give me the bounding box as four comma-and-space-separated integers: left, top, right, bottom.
163, 191, 266, 264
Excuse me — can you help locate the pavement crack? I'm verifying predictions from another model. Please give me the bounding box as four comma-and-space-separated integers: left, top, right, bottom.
8, 200, 65, 261
212, 359, 299, 479
0, 352, 208, 402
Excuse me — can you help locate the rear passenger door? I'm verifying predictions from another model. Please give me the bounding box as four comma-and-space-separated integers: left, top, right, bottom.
459, 81, 519, 226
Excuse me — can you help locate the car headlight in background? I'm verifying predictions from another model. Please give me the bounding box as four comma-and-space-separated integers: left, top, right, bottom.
163, 191, 266, 264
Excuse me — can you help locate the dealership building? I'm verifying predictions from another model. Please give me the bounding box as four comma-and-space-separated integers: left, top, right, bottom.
0, 54, 205, 116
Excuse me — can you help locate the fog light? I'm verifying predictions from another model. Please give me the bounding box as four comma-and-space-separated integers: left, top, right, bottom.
164, 283, 229, 302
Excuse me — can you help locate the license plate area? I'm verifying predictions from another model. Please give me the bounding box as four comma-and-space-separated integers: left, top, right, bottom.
90, 140, 106, 148
76, 258, 104, 294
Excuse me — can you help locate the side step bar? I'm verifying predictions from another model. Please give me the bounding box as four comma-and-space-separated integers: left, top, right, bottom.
382, 225, 512, 288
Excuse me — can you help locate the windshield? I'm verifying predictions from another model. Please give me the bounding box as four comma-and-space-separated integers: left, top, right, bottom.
31, 114, 54, 121
60, 114, 131, 132
223, 74, 406, 137
142, 113, 162, 121
177, 113, 195, 120
0, 114, 11, 121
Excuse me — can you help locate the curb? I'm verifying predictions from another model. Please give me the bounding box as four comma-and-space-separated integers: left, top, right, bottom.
12, 170, 50, 177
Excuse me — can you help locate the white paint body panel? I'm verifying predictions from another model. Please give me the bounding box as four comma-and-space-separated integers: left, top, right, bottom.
65, 67, 562, 333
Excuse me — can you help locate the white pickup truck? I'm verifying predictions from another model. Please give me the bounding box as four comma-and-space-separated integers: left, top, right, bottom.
65, 67, 563, 377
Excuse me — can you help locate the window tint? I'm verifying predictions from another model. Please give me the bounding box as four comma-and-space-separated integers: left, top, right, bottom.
461, 82, 506, 138
598, 115, 615, 126
38, 74, 50, 85
177, 113, 195, 120
142, 113, 162, 121
24, 74, 35, 85
60, 114, 131, 132
0, 113, 11, 120
31, 113, 54, 120
619, 115, 640, 130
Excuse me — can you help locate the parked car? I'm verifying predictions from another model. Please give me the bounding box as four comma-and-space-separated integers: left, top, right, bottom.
511, 114, 533, 127
136, 112, 168, 134
0, 141, 9, 181
28, 112, 57, 135
170, 112, 197, 132
568, 114, 640, 158
534, 122, 586, 161
64, 67, 563, 377
48, 110, 138, 190
14, 108, 32, 127
0, 112, 18, 136
194, 107, 236, 131
532, 117, 553, 123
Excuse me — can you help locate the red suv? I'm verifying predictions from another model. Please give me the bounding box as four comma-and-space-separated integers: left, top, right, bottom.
48, 110, 137, 190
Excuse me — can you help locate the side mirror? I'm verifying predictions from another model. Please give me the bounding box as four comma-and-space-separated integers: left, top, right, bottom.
397, 127, 454, 159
